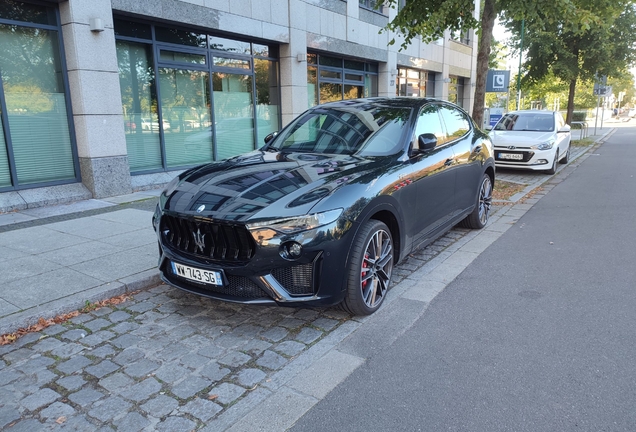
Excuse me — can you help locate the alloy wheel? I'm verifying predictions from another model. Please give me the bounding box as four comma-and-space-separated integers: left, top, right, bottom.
360, 229, 393, 308
478, 176, 493, 225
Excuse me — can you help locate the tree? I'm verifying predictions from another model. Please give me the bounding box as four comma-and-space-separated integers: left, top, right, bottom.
382, 0, 593, 127
503, 0, 636, 123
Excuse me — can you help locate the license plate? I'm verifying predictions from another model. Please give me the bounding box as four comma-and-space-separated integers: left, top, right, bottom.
498, 152, 523, 160
171, 261, 223, 286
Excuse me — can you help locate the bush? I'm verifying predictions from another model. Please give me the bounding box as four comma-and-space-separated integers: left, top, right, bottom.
572, 111, 587, 122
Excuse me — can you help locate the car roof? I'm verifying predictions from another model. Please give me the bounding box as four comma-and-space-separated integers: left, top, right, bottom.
506, 110, 554, 116
316, 97, 443, 110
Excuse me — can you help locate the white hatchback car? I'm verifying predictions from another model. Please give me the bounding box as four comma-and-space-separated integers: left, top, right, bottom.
489, 110, 571, 174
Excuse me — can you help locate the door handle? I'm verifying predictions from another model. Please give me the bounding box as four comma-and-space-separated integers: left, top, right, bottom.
472, 145, 482, 153
444, 158, 453, 166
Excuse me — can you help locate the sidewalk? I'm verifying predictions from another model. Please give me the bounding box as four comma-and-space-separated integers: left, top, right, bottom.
0, 127, 615, 336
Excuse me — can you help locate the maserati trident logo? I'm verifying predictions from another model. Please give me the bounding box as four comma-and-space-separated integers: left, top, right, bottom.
196, 204, 205, 213
193, 228, 206, 253
507, 145, 517, 150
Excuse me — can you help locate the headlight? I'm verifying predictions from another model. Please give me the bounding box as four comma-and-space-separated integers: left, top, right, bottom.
247, 209, 343, 234
532, 140, 555, 150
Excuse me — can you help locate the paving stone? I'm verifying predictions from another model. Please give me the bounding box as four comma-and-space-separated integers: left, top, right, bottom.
294, 327, 323, 344
156, 416, 197, 432
20, 388, 60, 411
232, 324, 263, 338
171, 376, 209, 399
14, 355, 55, 374
242, 339, 272, 355
42, 325, 66, 336
278, 317, 305, 329
214, 333, 247, 349
56, 375, 86, 392
121, 378, 162, 403
88, 396, 132, 422
85, 360, 119, 379
275, 340, 306, 357
108, 310, 131, 322
110, 334, 143, 349
293, 309, 320, 320
12, 333, 40, 348
83, 318, 112, 332
3, 418, 43, 431
114, 411, 151, 432
125, 359, 161, 378
80, 330, 116, 347
91, 306, 114, 317
209, 382, 246, 405
110, 321, 140, 334
155, 342, 190, 362
61, 329, 88, 342
50, 342, 85, 359
0, 405, 21, 429
197, 344, 226, 359
126, 302, 156, 313
131, 323, 164, 338
180, 352, 209, 369
177, 305, 206, 317
154, 363, 189, 385
68, 388, 105, 407
113, 347, 146, 366
89, 345, 116, 358
261, 327, 288, 342
218, 351, 252, 367
39, 401, 75, 420
235, 368, 266, 388
99, 372, 134, 393
69, 314, 93, 325
311, 317, 339, 331
57, 355, 92, 374
199, 362, 230, 382
0, 369, 22, 386
3, 347, 35, 363
180, 397, 222, 422
31, 369, 57, 386
136, 311, 165, 322
140, 394, 179, 418
256, 350, 287, 370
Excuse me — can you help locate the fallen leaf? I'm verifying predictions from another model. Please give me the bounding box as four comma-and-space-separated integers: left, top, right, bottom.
208, 394, 219, 400
56, 416, 66, 424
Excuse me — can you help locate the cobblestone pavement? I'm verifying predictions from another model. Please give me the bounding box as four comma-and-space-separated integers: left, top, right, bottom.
0, 218, 482, 431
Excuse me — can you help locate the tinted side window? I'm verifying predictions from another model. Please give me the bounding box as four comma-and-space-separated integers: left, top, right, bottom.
413, 104, 447, 148
439, 105, 470, 141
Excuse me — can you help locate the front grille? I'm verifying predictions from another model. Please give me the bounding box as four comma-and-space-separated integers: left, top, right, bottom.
272, 263, 315, 296
160, 214, 255, 263
495, 150, 535, 163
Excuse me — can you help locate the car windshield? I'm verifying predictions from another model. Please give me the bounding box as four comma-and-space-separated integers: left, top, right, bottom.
267, 104, 411, 156
494, 113, 554, 132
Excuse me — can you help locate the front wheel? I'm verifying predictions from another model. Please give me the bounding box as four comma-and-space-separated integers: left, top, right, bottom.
546, 150, 559, 175
459, 173, 493, 230
341, 220, 394, 316
560, 145, 570, 164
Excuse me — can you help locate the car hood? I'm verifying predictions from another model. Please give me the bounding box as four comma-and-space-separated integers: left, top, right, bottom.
489, 130, 555, 148
160, 150, 382, 223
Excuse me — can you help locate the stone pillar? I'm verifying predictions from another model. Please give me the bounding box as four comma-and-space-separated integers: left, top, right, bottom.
279, 0, 308, 128
60, 0, 132, 198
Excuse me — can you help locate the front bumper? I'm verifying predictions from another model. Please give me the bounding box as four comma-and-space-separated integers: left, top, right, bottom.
154, 209, 356, 308
494, 147, 555, 170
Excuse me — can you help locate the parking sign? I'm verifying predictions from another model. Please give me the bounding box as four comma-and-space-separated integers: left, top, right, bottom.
486, 70, 510, 93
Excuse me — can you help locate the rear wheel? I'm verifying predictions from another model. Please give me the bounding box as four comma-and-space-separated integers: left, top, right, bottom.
459, 173, 493, 230
341, 220, 394, 316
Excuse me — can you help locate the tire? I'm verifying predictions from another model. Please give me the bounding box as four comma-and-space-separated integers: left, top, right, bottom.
560, 145, 570, 164
459, 173, 493, 230
546, 150, 558, 175
341, 220, 394, 316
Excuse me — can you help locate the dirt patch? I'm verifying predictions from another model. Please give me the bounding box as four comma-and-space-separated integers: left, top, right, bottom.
493, 180, 526, 201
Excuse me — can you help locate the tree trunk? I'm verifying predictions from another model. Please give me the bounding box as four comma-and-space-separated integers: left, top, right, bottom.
565, 78, 577, 125
472, 0, 497, 129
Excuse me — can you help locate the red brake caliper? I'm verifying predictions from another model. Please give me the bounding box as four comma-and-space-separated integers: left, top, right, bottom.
361, 253, 369, 289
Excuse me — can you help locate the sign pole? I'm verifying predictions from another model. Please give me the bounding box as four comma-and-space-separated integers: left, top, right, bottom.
594, 95, 600, 135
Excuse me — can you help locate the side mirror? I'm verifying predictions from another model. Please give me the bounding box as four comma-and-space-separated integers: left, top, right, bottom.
558, 125, 571, 133
264, 132, 278, 144
415, 133, 437, 153
484, 125, 493, 131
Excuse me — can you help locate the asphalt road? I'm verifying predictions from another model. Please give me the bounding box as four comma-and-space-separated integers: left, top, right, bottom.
291, 126, 636, 431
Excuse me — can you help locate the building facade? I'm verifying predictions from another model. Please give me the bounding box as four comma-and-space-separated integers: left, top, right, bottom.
0, 0, 479, 212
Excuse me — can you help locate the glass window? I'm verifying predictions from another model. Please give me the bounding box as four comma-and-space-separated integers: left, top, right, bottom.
320, 83, 342, 103
0, 105, 10, 187
213, 56, 250, 69
156, 26, 207, 48
213, 73, 254, 160
396, 68, 428, 97
159, 50, 206, 65
494, 113, 555, 132
414, 104, 447, 147
209, 36, 251, 54
254, 59, 280, 145
319, 56, 342, 68
307, 67, 318, 108
344, 60, 365, 71
160, 68, 213, 168
114, 18, 151, 39
253, 43, 269, 57
439, 105, 470, 140
320, 70, 341, 80
0, 24, 75, 185
0, 1, 56, 25
117, 41, 162, 172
